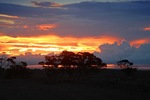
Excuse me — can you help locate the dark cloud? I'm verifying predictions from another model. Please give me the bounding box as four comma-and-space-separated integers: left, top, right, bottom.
1, 1, 150, 18
63, 1, 150, 39
94, 42, 150, 64
31, 1, 62, 8
0, 1, 150, 40
0, 3, 64, 18
16, 52, 45, 65
15, 52, 56, 65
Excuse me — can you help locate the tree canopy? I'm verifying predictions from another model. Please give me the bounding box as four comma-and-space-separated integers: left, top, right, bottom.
39, 50, 107, 69
117, 59, 133, 69
117, 59, 137, 76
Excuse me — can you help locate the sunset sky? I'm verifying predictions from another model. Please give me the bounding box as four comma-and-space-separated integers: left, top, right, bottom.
0, 0, 150, 64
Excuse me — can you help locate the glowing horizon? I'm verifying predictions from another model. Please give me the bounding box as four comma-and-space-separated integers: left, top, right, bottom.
1, 32, 149, 56
0, 33, 124, 55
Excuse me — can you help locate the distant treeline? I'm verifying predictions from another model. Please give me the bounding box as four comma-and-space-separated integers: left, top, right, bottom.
0, 50, 137, 79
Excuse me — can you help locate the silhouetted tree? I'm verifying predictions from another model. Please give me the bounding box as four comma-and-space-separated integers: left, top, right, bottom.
117, 59, 137, 76
59, 50, 76, 68
0, 53, 16, 77
117, 59, 133, 69
39, 50, 107, 80
5, 61, 31, 79
40, 50, 107, 69
0, 53, 31, 78
0, 53, 16, 68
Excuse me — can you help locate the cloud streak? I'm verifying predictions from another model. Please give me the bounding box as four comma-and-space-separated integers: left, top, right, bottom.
31, 1, 63, 8
144, 27, 150, 31
0, 14, 19, 18
0, 19, 15, 25
37, 24, 57, 31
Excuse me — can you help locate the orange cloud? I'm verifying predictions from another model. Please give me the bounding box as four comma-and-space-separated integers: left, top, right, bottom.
37, 24, 57, 30
0, 44, 8, 51
0, 33, 122, 55
144, 27, 150, 31
130, 38, 150, 47
23, 25, 29, 29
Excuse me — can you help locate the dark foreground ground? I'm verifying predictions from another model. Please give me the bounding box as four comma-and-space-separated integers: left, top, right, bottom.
0, 69, 150, 100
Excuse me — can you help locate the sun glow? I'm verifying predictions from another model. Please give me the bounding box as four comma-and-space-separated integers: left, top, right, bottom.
0, 33, 121, 55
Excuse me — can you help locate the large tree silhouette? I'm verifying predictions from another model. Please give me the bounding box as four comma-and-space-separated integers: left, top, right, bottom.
39, 50, 107, 69
39, 50, 107, 80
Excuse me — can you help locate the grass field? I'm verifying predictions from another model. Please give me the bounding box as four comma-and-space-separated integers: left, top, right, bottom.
0, 69, 150, 100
